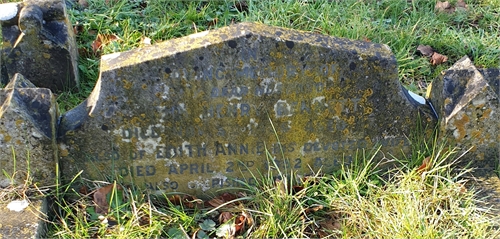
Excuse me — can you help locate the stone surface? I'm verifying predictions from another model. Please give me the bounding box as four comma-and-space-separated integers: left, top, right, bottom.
429, 57, 499, 170
0, 198, 49, 239
0, 74, 58, 187
0, 0, 79, 92
59, 22, 434, 196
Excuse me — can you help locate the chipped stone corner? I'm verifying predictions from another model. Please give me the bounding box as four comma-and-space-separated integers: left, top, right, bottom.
430, 56, 499, 170
0, 73, 59, 187
0, 0, 79, 92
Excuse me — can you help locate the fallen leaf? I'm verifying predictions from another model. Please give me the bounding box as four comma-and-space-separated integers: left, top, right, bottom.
234, 0, 248, 12
167, 195, 182, 205
234, 214, 247, 235
182, 195, 202, 209
78, 0, 88, 8
93, 184, 122, 214
435, 1, 455, 13
91, 33, 121, 54
207, 18, 218, 28
219, 211, 233, 224
220, 192, 238, 202
318, 220, 342, 234
241, 210, 253, 228
457, 183, 467, 194
304, 204, 324, 215
456, 0, 468, 10
79, 185, 89, 195
417, 156, 431, 173
417, 45, 434, 57
207, 198, 225, 208
430, 52, 448, 65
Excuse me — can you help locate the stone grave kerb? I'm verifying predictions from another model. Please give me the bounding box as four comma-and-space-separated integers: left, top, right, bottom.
59, 22, 435, 196
0, 0, 79, 92
430, 56, 499, 170
0, 73, 58, 187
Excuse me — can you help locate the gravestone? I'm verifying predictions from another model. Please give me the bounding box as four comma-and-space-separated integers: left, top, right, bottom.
0, 0, 79, 92
429, 57, 499, 170
0, 73, 58, 187
58, 22, 434, 196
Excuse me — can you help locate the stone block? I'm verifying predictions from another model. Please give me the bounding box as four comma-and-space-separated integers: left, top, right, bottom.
59, 22, 434, 196
0, 0, 79, 92
0, 73, 58, 187
0, 198, 49, 239
429, 57, 499, 170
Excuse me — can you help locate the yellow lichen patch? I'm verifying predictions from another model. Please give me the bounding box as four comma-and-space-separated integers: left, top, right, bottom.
444, 98, 453, 106
451, 113, 470, 140
334, 102, 343, 115
60, 149, 69, 157
347, 116, 355, 125
42, 53, 51, 59
130, 117, 141, 125
364, 107, 372, 115
142, 84, 147, 90
363, 88, 373, 98
481, 108, 492, 119
4, 135, 11, 142
15, 119, 23, 126
123, 80, 133, 90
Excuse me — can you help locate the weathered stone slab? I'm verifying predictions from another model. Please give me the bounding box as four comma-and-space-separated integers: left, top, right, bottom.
0, 198, 49, 239
59, 22, 434, 196
0, 73, 58, 187
0, 0, 79, 92
429, 57, 499, 170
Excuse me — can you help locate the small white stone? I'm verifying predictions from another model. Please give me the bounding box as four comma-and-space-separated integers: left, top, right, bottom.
0, 3, 19, 21
7, 199, 29, 212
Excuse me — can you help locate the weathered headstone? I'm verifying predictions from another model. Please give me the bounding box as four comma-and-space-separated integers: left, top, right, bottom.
0, 0, 79, 92
0, 73, 58, 187
59, 22, 434, 196
429, 57, 499, 170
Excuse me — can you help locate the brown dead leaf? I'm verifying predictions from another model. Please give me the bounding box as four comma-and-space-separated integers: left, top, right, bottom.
79, 185, 89, 195
167, 195, 182, 205
242, 210, 253, 228
93, 184, 122, 214
219, 211, 233, 224
417, 156, 431, 174
430, 52, 448, 65
182, 195, 203, 209
207, 18, 218, 28
318, 220, 342, 234
91, 33, 121, 54
78, 0, 88, 8
457, 0, 468, 10
220, 192, 238, 202
417, 45, 434, 57
457, 183, 467, 194
234, 214, 247, 235
234, 0, 248, 12
435, 1, 455, 13
207, 198, 225, 208
304, 204, 324, 215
